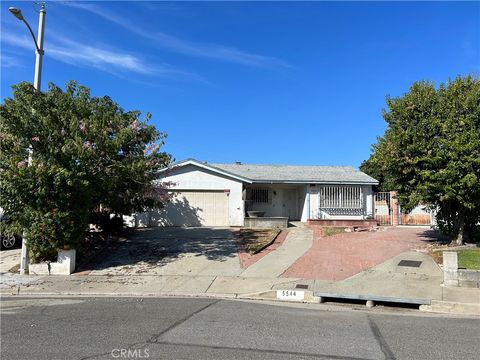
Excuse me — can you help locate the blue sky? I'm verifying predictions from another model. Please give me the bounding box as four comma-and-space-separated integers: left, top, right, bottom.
2, 1, 479, 167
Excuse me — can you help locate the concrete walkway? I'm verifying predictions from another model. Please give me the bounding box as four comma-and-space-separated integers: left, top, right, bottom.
240, 225, 313, 278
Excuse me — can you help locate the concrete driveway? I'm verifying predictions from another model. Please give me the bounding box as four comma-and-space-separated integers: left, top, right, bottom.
0, 248, 21, 274
89, 227, 243, 276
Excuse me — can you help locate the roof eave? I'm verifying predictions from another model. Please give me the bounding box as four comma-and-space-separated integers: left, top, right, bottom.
157, 159, 253, 184
249, 180, 379, 185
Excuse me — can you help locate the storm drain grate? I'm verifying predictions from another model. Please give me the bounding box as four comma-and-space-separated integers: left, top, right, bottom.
398, 260, 422, 268
295, 284, 309, 289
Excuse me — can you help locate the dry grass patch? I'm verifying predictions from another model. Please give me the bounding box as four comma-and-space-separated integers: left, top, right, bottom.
237, 228, 281, 254
8, 263, 20, 274
323, 227, 348, 237
428, 248, 444, 265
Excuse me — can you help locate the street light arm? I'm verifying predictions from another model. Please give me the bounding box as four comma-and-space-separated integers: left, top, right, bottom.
22, 18, 42, 54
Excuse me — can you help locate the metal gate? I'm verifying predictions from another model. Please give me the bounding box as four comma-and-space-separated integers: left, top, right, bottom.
374, 192, 393, 225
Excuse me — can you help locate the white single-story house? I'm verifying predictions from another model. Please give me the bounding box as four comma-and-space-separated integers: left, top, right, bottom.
136, 159, 378, 227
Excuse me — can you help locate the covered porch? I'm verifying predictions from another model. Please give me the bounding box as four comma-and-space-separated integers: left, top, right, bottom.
243, 184, 306, 221
242, 183, 374, 223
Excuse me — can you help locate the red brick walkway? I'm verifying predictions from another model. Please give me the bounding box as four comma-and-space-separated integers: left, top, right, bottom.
282, 227, 437, 280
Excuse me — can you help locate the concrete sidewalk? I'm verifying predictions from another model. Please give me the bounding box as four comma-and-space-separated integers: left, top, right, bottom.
1, 265, 478, 316
0, 272, 302, 298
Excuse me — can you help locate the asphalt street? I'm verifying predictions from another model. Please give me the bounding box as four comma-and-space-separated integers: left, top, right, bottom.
0, 297, 478, 360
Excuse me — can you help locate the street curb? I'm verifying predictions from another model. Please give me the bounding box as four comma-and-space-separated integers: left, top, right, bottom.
3, 288, 479, 317
419, 300, 480, 316
2, 288, 321, 304
2, 285, 319, 302
1, 289, 238, 300
237, 290, 321, 303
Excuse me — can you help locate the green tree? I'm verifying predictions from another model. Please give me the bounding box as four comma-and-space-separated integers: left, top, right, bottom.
361, 75, 480, 245
0, 81, 171, 261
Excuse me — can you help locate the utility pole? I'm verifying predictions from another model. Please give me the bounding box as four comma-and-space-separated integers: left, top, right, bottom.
34, 5, 46, 91
9, 3, 47, 274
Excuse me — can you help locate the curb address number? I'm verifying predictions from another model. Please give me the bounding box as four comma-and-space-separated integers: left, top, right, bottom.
276, 290, 305, 301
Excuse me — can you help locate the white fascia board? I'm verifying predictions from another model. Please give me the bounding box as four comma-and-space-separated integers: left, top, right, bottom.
250, 180, 379, 185
158, 159, 252, 184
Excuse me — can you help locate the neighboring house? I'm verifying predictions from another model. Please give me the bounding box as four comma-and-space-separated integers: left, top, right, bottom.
135, 159, 378, 227
399, 204, 436, 225
373, 192, 436, 226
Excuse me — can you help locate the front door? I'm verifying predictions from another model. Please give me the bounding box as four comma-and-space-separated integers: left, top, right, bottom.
283, 189, 298, 219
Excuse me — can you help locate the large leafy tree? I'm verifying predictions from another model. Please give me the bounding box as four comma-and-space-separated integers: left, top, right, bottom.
0, 81, 171, 261
361, 75, 480, 245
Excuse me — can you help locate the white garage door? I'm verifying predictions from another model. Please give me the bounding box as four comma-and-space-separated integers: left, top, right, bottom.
150, 191, 229, 227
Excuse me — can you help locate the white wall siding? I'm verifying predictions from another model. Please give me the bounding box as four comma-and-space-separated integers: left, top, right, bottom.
300, 185, 310, 222
407, 204, 431, 215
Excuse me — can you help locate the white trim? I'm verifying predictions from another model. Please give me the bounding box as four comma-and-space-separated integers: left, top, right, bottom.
249, 180, 379, 185
159, 159, 252, 184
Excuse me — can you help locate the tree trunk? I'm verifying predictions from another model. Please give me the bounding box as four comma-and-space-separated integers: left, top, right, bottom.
455, 215, 465, 246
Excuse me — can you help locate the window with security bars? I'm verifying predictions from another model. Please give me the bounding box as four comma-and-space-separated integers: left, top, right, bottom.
247, 188, 272, 204
319, 186, 363, 209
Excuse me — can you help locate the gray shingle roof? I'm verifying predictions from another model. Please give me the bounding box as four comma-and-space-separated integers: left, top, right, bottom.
208, 162, 378, 185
